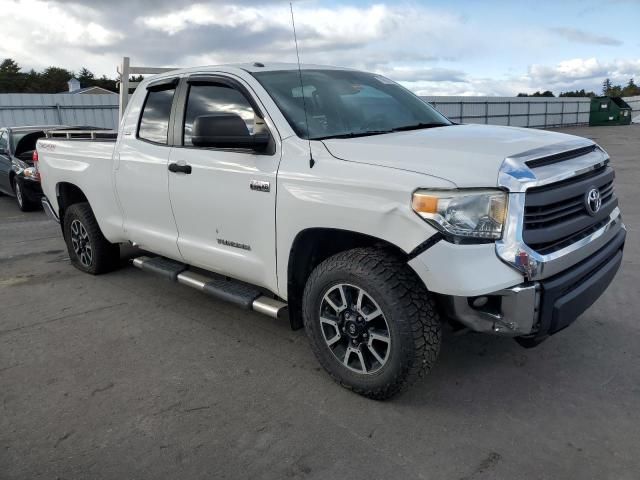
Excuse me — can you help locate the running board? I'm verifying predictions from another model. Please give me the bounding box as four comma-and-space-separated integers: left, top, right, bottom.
131, 256, 288, 319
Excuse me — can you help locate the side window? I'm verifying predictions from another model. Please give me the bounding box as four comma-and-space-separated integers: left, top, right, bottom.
183, 83, 257, 146
0, 132, 7, 153
138, 86, 176, 144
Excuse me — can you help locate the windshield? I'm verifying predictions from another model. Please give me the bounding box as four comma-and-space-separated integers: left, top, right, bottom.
252, 69, 451, 140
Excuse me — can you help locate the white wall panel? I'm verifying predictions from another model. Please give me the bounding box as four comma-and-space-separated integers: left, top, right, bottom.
0, 93, 118, 129
421, 96, 591, 128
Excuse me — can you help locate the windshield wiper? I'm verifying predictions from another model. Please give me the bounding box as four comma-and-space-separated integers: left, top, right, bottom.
315, 123, 449, 140
390, 122, 449, 132
315, 130, 392, 140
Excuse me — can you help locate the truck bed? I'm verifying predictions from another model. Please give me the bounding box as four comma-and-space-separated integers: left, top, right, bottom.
36, 133, 124, 242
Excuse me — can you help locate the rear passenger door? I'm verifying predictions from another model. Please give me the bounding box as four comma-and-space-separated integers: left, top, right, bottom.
114, 78, 183, 260
167, 74, 280, 292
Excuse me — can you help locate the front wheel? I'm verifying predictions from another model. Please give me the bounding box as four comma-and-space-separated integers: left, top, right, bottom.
13, 178, 37, 212
303, 248, 442, 400
63, 202, 120, 274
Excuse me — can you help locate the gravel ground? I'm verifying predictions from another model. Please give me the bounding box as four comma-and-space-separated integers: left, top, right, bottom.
1, 124, 638, 480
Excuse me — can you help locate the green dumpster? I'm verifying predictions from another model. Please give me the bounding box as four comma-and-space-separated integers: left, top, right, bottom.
589, 96, 633, 126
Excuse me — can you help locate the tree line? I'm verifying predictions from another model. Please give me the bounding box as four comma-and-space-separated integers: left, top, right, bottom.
517, 78, 639, 98
0, 58, 143, 94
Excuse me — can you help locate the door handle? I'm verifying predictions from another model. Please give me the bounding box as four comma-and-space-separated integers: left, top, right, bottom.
168, 162, 192, 174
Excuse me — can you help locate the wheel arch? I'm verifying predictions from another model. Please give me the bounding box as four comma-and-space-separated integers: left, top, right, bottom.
286, 227, 409, 330
56, 182, 89, 227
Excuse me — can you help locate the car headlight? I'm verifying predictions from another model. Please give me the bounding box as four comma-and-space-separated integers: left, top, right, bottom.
412, 189, 507, 241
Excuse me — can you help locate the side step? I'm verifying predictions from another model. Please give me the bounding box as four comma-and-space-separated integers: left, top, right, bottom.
131, 256, 287, 319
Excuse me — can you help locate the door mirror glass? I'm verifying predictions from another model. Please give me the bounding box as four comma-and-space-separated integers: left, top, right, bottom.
192, 113, 270, 150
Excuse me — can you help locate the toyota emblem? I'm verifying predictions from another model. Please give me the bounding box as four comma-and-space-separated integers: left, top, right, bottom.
585, 188, 602, 216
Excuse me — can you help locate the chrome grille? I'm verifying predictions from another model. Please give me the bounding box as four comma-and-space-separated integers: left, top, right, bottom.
523, 165, 618, 254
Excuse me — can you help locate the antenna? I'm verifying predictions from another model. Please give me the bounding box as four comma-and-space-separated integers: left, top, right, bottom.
290, 2, 315, 168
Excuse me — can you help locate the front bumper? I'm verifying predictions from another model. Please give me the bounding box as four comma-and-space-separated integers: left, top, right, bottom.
442, 227, 626, 337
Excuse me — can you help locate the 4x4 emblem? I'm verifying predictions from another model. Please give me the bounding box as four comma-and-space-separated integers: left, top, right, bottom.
585, 188, 602, 216
250, 180, 270, 193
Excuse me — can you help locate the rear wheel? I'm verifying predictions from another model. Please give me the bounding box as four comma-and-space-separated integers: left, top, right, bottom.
303, 248, 442, 400
63, 202, 120, 274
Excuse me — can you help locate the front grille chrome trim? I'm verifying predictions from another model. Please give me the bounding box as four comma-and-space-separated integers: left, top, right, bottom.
496, 139, 624, 280
497, 204, 623, 280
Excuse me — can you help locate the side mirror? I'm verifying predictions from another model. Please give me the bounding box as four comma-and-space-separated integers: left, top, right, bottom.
192, 113, 270, 151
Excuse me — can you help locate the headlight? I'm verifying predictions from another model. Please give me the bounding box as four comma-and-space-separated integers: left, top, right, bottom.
412, 189, 507, 241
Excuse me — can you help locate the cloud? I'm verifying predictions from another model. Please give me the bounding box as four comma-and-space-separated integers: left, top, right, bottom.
549, 27, 622, 46
528, 57, 640, 87
380, 67, 467, 83
0, 1, 638, 97
0, 1, 473, 76
402, 58, 640, 97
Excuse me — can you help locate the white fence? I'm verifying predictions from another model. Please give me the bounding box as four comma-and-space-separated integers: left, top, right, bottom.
1, 88, 637, 132
0, 93, 118, 129
623, 95, 640, 117
420, 96, 591, 128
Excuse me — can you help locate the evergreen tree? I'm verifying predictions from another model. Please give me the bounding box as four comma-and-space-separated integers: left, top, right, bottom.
622, 78, 639, 97
77, 67, 95, 87
39, 66, 73, 93
0, 58, 25, 92
559, 89, 595, 97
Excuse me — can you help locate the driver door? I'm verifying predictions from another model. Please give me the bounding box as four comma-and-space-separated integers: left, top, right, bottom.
167, 75, 280, 292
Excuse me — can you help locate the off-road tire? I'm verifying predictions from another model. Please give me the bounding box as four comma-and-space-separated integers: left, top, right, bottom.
303, 248, 441, 400
63, 202, 120, 274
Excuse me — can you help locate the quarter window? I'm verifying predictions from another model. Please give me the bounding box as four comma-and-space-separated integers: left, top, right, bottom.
183, 83, 257, 146
138, 86, 176, 144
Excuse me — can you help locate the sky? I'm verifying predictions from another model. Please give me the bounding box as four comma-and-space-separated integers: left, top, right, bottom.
0, 0, 639, 96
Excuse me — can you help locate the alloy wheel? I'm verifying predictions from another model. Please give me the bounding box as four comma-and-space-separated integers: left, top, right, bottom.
319, 283, 391, 374
70, 219, 93, 267
15, 181, 23, 208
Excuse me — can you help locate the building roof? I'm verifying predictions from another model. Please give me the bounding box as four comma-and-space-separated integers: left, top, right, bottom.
71, 86, 117, 95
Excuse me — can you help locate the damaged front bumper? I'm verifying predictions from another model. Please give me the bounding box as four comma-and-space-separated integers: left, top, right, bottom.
442, 228, 626, 338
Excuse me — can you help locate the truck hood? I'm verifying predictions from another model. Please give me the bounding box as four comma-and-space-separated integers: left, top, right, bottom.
321, 124, 588, 187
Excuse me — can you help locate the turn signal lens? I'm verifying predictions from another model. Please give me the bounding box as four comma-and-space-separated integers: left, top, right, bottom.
411, 193, 439, 214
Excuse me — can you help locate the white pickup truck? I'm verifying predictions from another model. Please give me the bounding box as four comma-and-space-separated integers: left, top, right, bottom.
36, 64, 625, 399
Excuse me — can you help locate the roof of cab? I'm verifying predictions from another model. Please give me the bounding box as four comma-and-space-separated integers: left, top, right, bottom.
146, 63, 356, 80
237, 63, 355, 73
